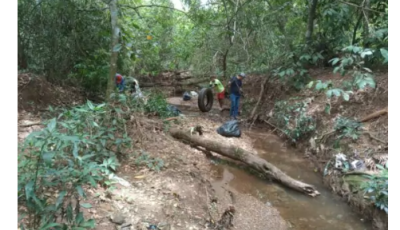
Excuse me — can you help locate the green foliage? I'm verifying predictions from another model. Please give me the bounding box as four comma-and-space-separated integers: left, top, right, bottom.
273, 60, 311, 91
307, 80, 353, 114
362, 164, 388, 213
18, 94, 172, 229
134, 151, 164, 172
308, 80, 353, 101
18, 100, 129, 229
111, 91, 177, 119
334, 117, 362, 141
330, 46, 377, 90
271, 100, 316, 142
380, 48, 388, 64
144, 93, 177, 118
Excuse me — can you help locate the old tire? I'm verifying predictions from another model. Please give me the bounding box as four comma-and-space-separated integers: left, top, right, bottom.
198, 88, 214, 112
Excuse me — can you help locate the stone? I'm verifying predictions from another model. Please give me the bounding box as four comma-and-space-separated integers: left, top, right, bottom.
110, 211, 126, 225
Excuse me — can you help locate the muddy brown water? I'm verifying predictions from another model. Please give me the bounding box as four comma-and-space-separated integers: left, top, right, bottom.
170, 101, 372, 230
211, 132, 371, 230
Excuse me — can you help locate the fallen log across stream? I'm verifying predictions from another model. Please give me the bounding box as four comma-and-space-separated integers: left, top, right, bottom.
169, 127, 320, 197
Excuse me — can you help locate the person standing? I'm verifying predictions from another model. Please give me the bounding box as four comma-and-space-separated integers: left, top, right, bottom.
209, 75, 225, 111
228, 73, 246, 120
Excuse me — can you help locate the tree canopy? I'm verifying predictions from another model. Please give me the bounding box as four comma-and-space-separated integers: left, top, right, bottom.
18, 0, 388, 94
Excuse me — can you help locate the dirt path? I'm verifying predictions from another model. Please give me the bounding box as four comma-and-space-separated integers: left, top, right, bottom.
18, 106, 289, 230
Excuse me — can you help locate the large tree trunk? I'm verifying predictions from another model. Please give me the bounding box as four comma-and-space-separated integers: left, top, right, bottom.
106, 0, 120, 99
169, 127, 320, 197
305, 0, 319, 45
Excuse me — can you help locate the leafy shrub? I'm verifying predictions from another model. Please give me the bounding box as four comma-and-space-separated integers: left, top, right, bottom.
143, 93, 177, 118
362, 164, 388, 213
272, 50, 325, 91
329, 45, 377, 90
271, 100, 316, 142
134, 151, 164, 172
334, 117, 362, 140
18, 100, 131, 229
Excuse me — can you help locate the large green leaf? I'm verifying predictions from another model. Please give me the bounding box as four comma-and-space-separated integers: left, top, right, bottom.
380, 48, 388, 63
47, 118, 57, 132
76, 185, 86, 198
113, 44, 122, 52
56, 191, 67, 208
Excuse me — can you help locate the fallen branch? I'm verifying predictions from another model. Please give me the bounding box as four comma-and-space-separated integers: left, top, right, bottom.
140, 77, 209, 88
344, 171, 374, 177
359, 107, 388, 123
163, 116, 180, 122
260, 119, 292, 140
362, 131, 387, 144
169, 127, 320, 197
316, 130, 337, 143
19, 122, 42, 127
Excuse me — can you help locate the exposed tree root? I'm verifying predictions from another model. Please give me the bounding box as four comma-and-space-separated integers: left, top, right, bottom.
359, 107, 388, 123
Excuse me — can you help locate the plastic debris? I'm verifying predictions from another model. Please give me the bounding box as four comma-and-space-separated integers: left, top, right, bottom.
216, 120, 241, 138
334, 153, 347, 169
109, 174, 131, 187
183, 91, 191, 101
350, 160, 366, 171
167, 105, 181, 116
190, 91, 198, 97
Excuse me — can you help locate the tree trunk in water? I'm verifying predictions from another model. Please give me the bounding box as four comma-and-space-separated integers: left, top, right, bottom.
106, 0, 120, 99
169, 128, 320, 197
305, 0, 319, 45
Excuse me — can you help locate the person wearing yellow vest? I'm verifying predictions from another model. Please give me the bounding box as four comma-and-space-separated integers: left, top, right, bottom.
209, 75, 225, 110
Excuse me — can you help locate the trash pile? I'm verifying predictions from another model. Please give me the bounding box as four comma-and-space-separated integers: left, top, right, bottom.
323, 152, 385, 176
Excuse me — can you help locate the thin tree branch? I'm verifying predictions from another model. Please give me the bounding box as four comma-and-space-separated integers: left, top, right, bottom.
118, 4, 187, 14
337, 0, 383, 14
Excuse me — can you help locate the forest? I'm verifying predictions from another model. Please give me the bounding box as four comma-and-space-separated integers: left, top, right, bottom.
18, 0, 388, 229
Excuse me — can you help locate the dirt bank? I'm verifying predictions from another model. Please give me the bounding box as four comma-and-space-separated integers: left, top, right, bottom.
18, 74, 289, 230
18, 70, 388, 229
238, 68, 388, 229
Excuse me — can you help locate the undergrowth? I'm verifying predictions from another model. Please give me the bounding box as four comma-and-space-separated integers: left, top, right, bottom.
271, 99, 316, 142
362, 164, 388, 214
18, 92, 173, 229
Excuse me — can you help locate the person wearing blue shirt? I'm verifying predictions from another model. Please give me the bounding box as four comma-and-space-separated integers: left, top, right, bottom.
228, 72, 246, 120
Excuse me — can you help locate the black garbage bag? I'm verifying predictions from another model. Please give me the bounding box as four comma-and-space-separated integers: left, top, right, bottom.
167, 105, 181, 116
183, 91, 191, 101
217, 120, 241, 138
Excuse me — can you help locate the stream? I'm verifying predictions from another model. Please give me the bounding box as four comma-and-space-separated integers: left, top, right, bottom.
211, 131, 371, 230
168, 100, 372, 230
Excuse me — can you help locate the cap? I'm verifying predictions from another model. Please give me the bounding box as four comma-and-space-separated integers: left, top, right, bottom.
239, 72, 246, 78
